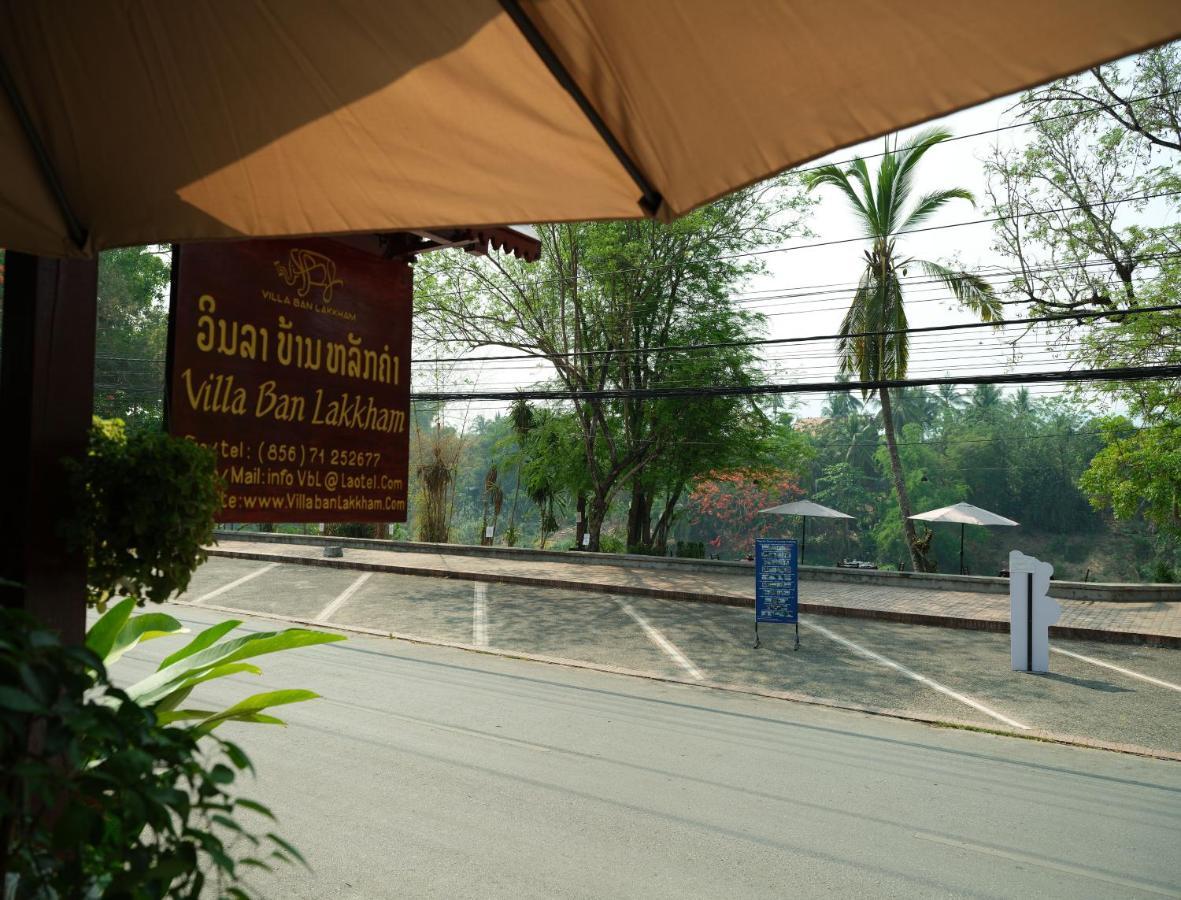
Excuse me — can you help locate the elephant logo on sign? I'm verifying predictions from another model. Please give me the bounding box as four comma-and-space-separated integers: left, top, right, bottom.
274, 248, 344, 303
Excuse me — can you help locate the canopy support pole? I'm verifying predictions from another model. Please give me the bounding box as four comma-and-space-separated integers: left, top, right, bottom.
960, 522, 965, 575
0, 252, 97, 643
498, 0, 664, 216
801, 516, 806, 564
0, 53, 88, 251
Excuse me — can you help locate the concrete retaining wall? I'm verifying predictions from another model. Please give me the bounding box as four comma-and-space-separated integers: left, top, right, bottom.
211, 530, 1181, 603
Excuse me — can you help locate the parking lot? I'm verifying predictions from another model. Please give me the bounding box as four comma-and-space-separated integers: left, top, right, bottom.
175, 556, 1181, 755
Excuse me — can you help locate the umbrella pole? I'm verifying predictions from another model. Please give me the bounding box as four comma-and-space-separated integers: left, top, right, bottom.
801, 517, 806, 564
960, 522, 965, 575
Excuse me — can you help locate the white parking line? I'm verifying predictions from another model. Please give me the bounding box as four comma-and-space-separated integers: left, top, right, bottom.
1052, 646, 1181, 693
616, 601, 704, 681
315, 572, 372, 623
192, 562, 280, 605
473, 583, 489, 647
803, 621, 1031, 731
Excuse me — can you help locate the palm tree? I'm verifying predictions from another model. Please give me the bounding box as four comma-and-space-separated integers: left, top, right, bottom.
823, 373, 864, 419
936, 384, 966, 414
1009, 385, 1034, 416
805, 128, 1001, 571
969, 382, 1003, 415
890, 386, 938, 434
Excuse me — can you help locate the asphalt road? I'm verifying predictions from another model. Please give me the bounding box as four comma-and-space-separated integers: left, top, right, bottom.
176, 557, 1181, 753
112, 603, 1181, 899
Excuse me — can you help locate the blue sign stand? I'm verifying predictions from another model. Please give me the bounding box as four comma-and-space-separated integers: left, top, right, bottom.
754, 538, 799, 650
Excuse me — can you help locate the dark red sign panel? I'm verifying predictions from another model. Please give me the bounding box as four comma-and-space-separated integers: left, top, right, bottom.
169, 238, 411, 522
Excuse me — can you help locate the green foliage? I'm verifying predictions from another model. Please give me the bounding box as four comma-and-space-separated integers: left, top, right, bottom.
987, 46, 1181, 555
595, 533, 626, 554
415, 182, 815, 550
94, 246, 172, 428
778, 385, 1135, 576
65, 417, 224, 608
1081, 417, 1181, 537
675, 541, 705, 560
87, 598, 345, 730
323, 522, 377, 539
1, 608, 300, 898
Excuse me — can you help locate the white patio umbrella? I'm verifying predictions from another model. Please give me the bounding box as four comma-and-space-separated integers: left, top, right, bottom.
758, 500, 854, 564
909, 502, 1019, 575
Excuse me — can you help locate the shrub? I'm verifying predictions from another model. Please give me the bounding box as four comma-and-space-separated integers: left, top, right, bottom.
323, 522, 375, 539
626, 544, 664, 557
1152, 560, 1176, 584
64, 417, 223, 608
597, 533, 626, 555
0, 609, 300, 898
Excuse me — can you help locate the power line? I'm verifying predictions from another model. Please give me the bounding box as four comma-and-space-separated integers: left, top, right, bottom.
412, 300, 1181, 365
715, 189, 1181, 264
620, 426, 1134, 452
422, 185, 1181, 300
94, 251, 1181, 371
410, 363, 1181, 403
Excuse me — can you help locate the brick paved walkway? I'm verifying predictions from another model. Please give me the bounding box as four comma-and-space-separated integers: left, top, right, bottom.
209, 539, 1181, 645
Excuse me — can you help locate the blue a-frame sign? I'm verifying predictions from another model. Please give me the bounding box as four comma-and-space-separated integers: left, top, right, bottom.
754, 538, 799, 649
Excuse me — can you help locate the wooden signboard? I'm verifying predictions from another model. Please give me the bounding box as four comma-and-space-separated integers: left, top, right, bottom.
168, 237, 411, 522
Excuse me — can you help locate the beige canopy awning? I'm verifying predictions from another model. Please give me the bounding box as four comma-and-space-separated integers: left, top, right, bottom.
2, 1, 1179, 257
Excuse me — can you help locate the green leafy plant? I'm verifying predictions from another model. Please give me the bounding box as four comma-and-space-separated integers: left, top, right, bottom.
1, 608, 301, 898
87, 598, 345, 731
323, 522, 377, 539
1152, 560, 1176, 584
65, 417, 224, 608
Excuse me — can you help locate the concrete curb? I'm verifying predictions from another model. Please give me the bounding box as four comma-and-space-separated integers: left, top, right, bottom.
205, 546, 1181, 648
173, 597, 1181, 764
212, 530, 1181, 603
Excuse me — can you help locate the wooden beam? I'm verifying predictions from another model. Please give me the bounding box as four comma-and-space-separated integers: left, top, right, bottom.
0, 252, 97, 643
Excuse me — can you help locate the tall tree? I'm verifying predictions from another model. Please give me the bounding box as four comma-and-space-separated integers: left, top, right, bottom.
414, 182, 813, 550
985, 43, 1181, 548
805, 129, 1001, 571
822, 374, 865, 419
968, 383, 1004, 416
985, 42, 1180, 319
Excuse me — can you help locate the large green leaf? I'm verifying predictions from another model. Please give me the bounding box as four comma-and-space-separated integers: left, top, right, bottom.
153, 663, 263, 713
155, 708, 219, 725
157, 708, 285, 727
191, 690, 319, 733
85, 596, 137, 662
129, 629, 344, 706
106, 612, 185, 665
157, 619, 243, 671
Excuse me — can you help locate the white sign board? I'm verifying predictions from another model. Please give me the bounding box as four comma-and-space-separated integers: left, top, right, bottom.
1009, 550, 1061, 673
485, 526, 495, 538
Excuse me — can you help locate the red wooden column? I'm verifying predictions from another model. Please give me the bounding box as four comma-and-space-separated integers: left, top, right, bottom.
0, 251, 97, 644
